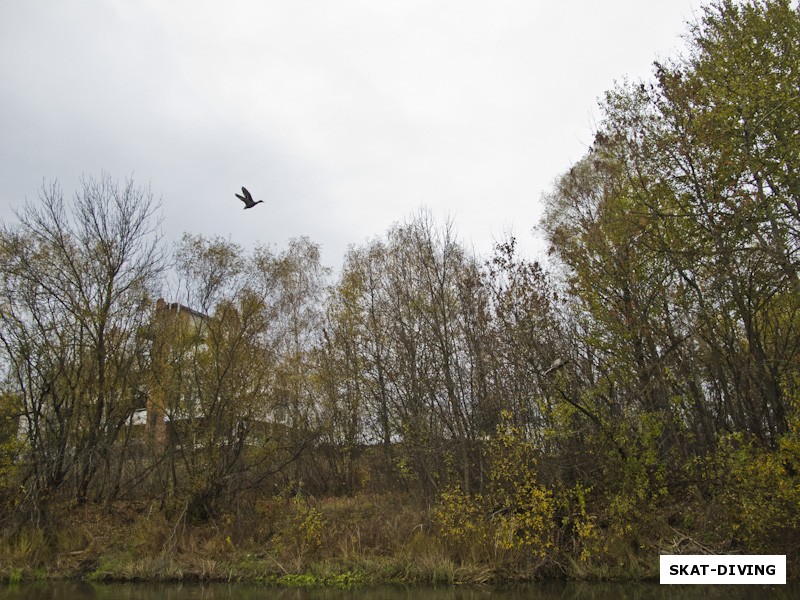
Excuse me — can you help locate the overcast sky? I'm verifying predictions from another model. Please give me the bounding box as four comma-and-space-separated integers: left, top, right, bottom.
0, 0, 700, 272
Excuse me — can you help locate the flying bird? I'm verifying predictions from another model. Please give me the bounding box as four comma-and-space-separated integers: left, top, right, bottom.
235, 186, 264, 209
543, 357, 570, 376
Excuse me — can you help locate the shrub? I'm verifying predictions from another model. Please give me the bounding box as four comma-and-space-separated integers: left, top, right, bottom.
432, 412, 556, 568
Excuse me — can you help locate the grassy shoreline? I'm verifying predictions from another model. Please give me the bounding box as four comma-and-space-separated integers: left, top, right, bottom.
2, 489, 797, 586
0, 493, 655, 586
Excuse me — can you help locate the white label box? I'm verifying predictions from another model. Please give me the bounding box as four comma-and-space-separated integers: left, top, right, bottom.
660, 555, 786, 584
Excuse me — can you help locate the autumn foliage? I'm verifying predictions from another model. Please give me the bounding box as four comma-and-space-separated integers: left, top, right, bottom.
1, 0, 800, 582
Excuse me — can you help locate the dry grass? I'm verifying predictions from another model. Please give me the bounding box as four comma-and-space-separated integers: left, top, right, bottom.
0, 492, 657, 584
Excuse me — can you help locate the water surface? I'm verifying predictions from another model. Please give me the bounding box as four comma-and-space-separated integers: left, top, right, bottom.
1, 581, 797, 600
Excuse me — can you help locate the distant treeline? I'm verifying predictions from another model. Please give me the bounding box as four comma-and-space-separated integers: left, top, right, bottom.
1, 0, 799, 577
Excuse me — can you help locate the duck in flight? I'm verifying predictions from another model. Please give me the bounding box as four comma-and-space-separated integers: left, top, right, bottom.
235, 186, 264, 209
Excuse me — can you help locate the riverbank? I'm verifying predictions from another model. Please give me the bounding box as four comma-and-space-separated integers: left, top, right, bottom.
0, 493, 621, 585
2, 491, 793, 586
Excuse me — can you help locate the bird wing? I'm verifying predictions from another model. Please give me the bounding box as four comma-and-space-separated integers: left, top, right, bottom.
241, 187, 253, 202
235, 192, 247, 204
543, 358, 567, 375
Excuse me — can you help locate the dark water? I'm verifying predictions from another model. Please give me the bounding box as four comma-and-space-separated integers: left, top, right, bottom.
0, 582, 797, 600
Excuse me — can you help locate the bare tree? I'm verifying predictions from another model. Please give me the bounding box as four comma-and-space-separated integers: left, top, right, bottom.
0, 174, 164, 512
